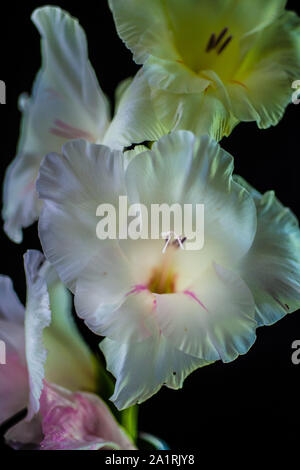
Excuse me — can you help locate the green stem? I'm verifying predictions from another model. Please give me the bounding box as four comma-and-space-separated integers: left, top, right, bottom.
96, 352, 139, 445
120, 405, 139, 444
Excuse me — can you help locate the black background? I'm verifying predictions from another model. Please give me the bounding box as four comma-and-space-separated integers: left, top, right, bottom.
0, 0, 300, 452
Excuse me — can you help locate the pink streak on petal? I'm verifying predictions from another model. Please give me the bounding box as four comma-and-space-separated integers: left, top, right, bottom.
184, 290, 208, 312
50, 119, 95, 142
23, 179, 35, 196
54, 120, 78, 131
126, 284, 148, 297
44, 88, 62, 100
127, 285, 157, 310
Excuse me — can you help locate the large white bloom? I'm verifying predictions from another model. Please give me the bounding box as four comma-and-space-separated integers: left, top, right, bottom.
37, 131, 300, 409
2, 6, 155, 243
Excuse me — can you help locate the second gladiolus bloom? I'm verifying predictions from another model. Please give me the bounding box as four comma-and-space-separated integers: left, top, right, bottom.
109, 0, 300, 140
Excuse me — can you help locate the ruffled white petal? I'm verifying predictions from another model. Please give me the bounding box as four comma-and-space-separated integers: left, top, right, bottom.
100, 334, 210, 410
126, 131, 257, 262
24, 250, 51, 421
32, 7, 110, 135
235, 176, 300, 326
103, 71, 167, 149
154, 263, 256, 362
37, 139, 126, 291
74, 248, 156, 342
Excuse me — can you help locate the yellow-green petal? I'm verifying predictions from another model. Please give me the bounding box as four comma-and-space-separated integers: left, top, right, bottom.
108, 0, 178, 63
227, 11, 300, 128
150, 75, 238, 141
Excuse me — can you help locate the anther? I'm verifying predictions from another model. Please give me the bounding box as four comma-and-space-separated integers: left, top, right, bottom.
218, 35, 233, 54
206, 27, 233, 55
172, 236, 187, 249
162, 232, 186, 253
206, 33, 216, 52
215, 27, 228, 46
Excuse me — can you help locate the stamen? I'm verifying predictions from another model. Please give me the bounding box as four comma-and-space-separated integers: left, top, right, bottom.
218, 35, 233, 54
206, 33, 216, 52
215, 27, 228, 46
162, 231, 185, 253
162, 233, 172, 254
172, 236, 187, 249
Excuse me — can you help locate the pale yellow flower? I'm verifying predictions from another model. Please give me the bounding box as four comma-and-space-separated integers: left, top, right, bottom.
109, 0, 300, 140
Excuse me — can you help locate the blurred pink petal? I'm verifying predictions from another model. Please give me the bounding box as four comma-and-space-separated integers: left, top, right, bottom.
40, 383, 136, 450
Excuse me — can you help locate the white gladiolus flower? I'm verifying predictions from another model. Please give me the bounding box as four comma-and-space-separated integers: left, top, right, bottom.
37, 131, 300, 409
2, 6, 157, 243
